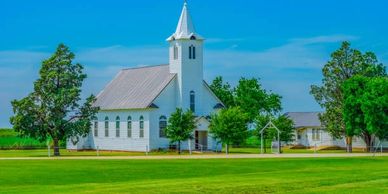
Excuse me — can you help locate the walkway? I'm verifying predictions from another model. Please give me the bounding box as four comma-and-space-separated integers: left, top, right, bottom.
0, 153, 387, 160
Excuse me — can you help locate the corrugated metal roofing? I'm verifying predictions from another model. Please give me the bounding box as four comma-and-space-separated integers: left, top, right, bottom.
94, 64, 176, 110
284, 112, 323, 128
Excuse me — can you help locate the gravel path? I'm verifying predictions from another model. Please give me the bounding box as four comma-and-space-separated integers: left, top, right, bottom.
0, 153, 387, 160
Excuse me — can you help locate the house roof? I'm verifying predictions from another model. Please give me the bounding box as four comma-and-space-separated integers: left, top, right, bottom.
284, 112, 323, 128
94, 65, 176, 110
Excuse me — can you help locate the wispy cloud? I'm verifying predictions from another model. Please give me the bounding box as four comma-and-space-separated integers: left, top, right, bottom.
0, 35, 362, 127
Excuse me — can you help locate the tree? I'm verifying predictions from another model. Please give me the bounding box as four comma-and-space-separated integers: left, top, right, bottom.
343, 76, 388, 152
235, 77, 282, 121
361, 77, 388, 148
10, 44, 99, 156
209, 76, 235, 107
209, 107, 249, 154
165, 108, 196, 154
342, 76, 368, 152
254, 114, 295, 153
310, 41, 386, 152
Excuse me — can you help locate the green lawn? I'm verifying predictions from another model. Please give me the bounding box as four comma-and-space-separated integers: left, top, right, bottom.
0, 157, 387, 193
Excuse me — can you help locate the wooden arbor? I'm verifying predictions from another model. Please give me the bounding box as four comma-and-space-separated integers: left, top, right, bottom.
260, 120, 281, 154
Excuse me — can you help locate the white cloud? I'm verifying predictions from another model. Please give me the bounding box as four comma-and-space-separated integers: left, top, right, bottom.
0, 35, 361, 127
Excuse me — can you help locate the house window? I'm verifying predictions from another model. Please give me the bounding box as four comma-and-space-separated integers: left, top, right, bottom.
312, 129, 320, 141
139, 116, 144, 138
190, 35, 196, 40
159, 116, 167, 138
173, 46, 178, 60
190, 91, 195, 112
115, 116, 120, 137
189, 45, 196, 59
297, 131, 302, 140
104, 116, 109, 137
127, 116, 132, 138
93, 119, 98, 137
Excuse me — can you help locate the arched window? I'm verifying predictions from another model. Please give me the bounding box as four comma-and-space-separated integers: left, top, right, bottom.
159, 116, 167, 138
104, 116, 109, 137
127, 116, 132, 138
189, 45, 196, 59
93, 117, 98, 137
190, 91, 195, 112
173, 46, 178, 60
139, 116, 144, 138
115, 116, 120, 137
190, 35, 196, 40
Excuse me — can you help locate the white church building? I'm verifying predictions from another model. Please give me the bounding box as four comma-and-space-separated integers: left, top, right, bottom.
67, 2, 224, 152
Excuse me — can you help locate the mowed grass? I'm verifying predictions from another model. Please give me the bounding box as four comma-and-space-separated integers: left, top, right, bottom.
0, 157, 388, 194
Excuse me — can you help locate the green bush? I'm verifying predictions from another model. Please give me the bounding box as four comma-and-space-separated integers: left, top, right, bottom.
0, 129, 47, 149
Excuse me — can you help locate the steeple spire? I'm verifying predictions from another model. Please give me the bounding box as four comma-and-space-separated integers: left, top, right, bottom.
167, 1, 203, 41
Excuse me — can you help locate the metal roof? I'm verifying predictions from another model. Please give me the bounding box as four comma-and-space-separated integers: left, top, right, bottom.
94, 65, 176, 110
284, 112, 323, 128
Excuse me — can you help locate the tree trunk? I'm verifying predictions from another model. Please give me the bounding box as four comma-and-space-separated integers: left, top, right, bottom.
345, 136, 352, 153
226, 144, 229, 155
178, 141, 181, 155
363, 133, 373, 152
53, 138, 60, 156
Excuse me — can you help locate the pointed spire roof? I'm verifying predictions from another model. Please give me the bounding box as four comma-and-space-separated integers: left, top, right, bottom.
167, 2, 204, 41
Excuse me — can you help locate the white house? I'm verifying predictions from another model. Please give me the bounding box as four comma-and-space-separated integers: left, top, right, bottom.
67, 2, 224, 152
286, 112, 388, 149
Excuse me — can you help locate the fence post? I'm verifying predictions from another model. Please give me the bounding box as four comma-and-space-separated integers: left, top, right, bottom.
381, 144, 383, 154
314, 144, 317, 154
47, 141, 50, 157
96, 146, 99, 156
188, 139, 192, 155
146, 145, 149, 156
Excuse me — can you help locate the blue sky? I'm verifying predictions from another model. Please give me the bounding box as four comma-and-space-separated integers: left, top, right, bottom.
0, 0, 387, 127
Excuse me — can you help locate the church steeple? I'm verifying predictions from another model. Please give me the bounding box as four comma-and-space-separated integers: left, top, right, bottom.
167, 1, 204, 113
167, 2, 203, 41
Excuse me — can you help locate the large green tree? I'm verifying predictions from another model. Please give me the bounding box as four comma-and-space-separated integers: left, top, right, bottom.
343, 76, 388, 151
235, 78, 282, 121
209, 107, 249, 154
165, 108, 196, 154
10, 44, 99, 156
209, 76, 235, 108
361, 77, 388, 146
342, 75, 368, 152
310, 41, 386, 152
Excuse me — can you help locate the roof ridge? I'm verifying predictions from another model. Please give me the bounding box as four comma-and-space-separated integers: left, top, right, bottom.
121, 64, 169, 71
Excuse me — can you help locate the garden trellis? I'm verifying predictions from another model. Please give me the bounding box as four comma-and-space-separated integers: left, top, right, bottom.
260, 120, 281, 154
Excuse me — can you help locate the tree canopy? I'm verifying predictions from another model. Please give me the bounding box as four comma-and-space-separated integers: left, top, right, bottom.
343, 76, 388, 151
310, 41, 386, 152
210, 76, 282, 122
165, 108, 196, 154
10, 44, 99, 156
209, 107, 249, 154
209, 76, 235, 108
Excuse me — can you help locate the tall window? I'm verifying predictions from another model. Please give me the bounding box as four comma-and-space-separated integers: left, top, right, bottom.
93, 118, 98, 137
173, 46, 178, 60
104, 116, 109, 137
190, 91, 195, 112
312, 129, 320, 141
159, 116, 167, 138
139, 116, 144, 138
189, 45, 196, 59
127, 116, 132, 138
115, 116, 120, 137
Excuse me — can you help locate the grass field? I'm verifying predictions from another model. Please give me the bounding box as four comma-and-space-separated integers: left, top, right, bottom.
0, 157, 387, 194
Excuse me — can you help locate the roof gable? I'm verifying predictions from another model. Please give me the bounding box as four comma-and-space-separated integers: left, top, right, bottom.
94, 65, 176, 110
